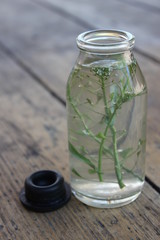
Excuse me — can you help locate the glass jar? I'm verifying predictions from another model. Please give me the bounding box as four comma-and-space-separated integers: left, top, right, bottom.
66, 30, 147, 208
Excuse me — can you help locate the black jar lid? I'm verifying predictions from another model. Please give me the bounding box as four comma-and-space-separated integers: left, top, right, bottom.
19, 170, 71, 212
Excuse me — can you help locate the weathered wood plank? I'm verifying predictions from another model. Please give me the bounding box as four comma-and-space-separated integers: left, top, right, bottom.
35, 0, 160, 60
120, 0, 160, 10
0, 49, 160, 240
0, 0, 159, 188
0, 0, 83, 96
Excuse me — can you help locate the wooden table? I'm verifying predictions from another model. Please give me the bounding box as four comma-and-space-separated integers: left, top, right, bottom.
0, 0, 160, 239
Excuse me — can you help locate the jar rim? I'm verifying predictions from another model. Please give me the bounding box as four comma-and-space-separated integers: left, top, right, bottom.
76, 29, 135, 54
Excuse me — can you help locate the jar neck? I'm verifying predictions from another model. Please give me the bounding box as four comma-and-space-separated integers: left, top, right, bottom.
77, 30, 135, 55
77, 49, 134, 67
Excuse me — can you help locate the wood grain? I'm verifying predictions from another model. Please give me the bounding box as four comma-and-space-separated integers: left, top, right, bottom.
0, 0, 83, 97
34, 0, 160, 60
0, 49, 160, 240
0, 0, 159, 187
120, 0, 160, 11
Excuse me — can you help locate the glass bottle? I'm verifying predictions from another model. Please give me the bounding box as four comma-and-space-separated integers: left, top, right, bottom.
66, 30, 147, 208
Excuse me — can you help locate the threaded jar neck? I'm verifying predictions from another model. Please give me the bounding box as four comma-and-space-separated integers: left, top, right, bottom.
77, 30, 135, 55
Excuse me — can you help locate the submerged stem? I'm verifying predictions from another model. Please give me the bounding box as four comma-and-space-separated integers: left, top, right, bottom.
97, 71, 125, 188
111, 126, 125, 188
98, 108, 116, 181
68, 65, 143, 187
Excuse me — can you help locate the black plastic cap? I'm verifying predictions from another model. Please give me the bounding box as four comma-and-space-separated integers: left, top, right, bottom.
19, 170, 71, 212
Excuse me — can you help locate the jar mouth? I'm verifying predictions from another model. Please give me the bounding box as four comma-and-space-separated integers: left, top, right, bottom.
77, 29, 135, 54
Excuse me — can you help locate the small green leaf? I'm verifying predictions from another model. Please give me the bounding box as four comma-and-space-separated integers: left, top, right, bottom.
138, 139, 145, 146
72, 168, 82, 178
88, 169, 104, 175
73, 130, 86, 136
110, 92, 114, 101
86, 98, 93, 105
69, 142, 96, 169
96, 132, 106, 139
129, 60, 137, 77
82, 113, 92, 121
116, 129, 127, 140
121, 92, 136, 103
120, 148, 133, 159
137, 150, 141, 157
100, 115, 106, 124
70, 136, 78, 141
88, 169, 96, 174
82, 129, 89, 136
80, 145, 88, 154
97, 92, 103, 102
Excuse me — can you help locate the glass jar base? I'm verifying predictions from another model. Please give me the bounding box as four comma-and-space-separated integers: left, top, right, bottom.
72, 189, 141, 208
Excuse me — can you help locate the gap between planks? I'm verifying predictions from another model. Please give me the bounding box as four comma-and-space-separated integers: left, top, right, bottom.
0, 39, 159, 194
31, 0, 160, 64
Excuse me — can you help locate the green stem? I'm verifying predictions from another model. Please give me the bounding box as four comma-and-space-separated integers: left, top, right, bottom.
98, 76, 125, 188
101, 77, 109, 116
98, 128, 109, 181
98, 108, 116, 181
111, 126, 125, 188
98, 76, 114, 182
68, 84, 113, 158
68, 68, 141, 186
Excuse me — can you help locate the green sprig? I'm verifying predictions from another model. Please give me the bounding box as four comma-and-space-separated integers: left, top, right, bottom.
67, 62, 145, 188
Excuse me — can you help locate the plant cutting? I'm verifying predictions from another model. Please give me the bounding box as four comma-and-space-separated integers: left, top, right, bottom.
66, 30, 147, 208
